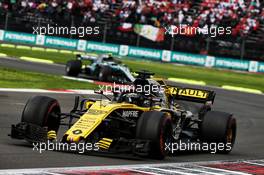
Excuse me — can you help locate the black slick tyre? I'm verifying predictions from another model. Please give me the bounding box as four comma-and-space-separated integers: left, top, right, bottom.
201, 111, 236, 153
22, 96, 61, 132
136, 111, 172, 159
65, 60, 82, 76
98, 66, 112, 82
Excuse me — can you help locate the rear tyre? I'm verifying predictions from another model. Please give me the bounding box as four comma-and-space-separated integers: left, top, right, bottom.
22, 96, 61, 132
136, 111, 172, 159
98, 67, 112, 82
201, 111, 236, 153
65, 60, 82, 76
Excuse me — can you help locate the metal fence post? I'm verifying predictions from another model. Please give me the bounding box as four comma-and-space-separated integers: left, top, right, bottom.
136, 34, 140, 46
240, 37, 245, 60
206, 37, 211, 53
170, 36, 175, 51
37, 17, 41, 30
4, 13, 9, 30
102, 23, 107, 43
70, 16, 74, 39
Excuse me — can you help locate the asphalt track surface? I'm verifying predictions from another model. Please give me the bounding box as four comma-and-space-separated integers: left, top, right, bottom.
0, 57, 264, 169
0, 57, 65, 75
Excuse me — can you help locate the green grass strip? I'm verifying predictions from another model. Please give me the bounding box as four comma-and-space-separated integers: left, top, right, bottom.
1, 44, 15, 48
0, 53, 8, 57
46, 48, 59, 52
168, 78, 206, 86
32, 47, 45, 51
1, 45, 264, 93
222, 85, 262, 94
60, 50, 73, 54
20, 56, 54, 64
73, 51, 85, 55
0, 66, 96, 89
16, 45, 31, 50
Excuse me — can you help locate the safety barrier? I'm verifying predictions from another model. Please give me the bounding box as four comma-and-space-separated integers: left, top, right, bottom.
0, 29, 262, 73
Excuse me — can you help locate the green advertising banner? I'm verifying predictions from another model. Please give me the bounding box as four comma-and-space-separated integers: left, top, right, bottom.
0, 30, 4, 41
2, 30, 264, 73
44, 36, 78, 49
128, 46, 162, 60
171, 52, 206, 66
86, 41, 119, 54
258, 62, 264, 72
3, 31, 36, 44
215, 58, 249, 71
248, 61, 259, 73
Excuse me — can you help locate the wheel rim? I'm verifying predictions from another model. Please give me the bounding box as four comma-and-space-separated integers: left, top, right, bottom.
66, 66, 70, 73
160, 119, 172, 155
99, 72, 103, 79
46, 102, 60, 132
227, 127, 233, 143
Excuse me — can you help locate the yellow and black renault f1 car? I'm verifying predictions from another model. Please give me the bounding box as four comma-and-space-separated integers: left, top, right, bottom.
10, 71, 236, 159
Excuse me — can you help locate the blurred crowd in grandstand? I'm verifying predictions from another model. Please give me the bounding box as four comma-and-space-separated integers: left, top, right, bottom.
0, 0, 263, 37
116, 0, 263, 37
0, 0, 264, 60
0, 0, 115, 23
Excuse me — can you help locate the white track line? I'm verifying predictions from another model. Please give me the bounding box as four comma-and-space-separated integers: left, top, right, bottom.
128, 169, 159, 175
136, 167, 194, 175
244, 160, 264, 166
62, 76, 95, 83
194, 165, 251, 175
0, 160, 262, 174
174, 166, 222, 175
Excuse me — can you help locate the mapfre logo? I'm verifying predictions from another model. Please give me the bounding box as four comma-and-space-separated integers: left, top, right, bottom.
122, 110, 139, 118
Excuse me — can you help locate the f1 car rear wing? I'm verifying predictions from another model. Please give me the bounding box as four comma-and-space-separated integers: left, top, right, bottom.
166, 86, 216, 104
153, 78, 215, 104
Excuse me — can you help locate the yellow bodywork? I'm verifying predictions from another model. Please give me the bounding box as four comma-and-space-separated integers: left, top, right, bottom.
65, 78, 212, 143
97, 138, 113, 150
47, 130, 57, 140
65, 100, 150, 142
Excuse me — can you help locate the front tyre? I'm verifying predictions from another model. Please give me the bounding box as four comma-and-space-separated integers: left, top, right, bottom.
201, 111, 237, 153
22, 96, 61, 132
136, 111, 173, 159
